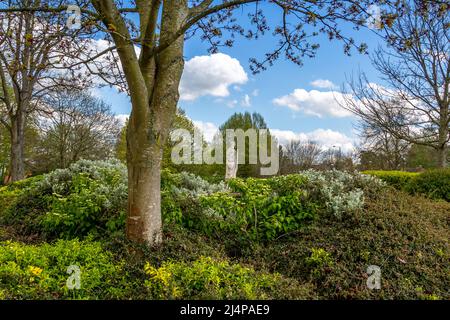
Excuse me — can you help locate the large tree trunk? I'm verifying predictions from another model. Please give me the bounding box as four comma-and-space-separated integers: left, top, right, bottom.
92, 0, 187, 245
126, 141, 163, 244
437, 105, 449, 168
9, 112, 26, 182
122, 2, 187, 245
437, 145, 447, 168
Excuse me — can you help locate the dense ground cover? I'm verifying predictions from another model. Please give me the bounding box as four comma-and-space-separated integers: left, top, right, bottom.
0, 160, 448, 299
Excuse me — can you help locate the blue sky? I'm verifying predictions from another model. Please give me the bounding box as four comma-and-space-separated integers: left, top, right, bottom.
97, 4, 386, 152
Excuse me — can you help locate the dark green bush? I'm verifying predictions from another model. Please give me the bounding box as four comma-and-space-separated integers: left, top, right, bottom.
364, 169, 450, 201
245, 189, 450, 299
197, 176, 318, 241
406, 169, 450, 201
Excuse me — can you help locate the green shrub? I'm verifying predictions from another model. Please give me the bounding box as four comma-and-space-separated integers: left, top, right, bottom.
0, 239, 128, 299
246, 189, 450, 299
0, 186, 22, 214
364, 169, 450, 201
305, 248, 334, 277
362, 170, 419, 190
144, 256, 313, 299
194, 171, 385, 241
406, 169, 450, 201
198, 176, 318, 241
301, 170, 386, 218
2, 159, 128, 239
305, 248, 333, 268
161, 169, 228, 225
0, 175, 43, 214
1, 161, 227, 240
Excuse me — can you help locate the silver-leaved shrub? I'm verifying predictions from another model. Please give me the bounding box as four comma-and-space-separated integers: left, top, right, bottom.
301, 169, 386, 218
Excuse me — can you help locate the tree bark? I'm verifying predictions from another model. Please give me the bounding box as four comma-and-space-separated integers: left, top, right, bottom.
126, 142, 163, 244
107, 0, 187, 245
437, 103, 449, 168
437, 146, 447, 168
9, 110, 26, 182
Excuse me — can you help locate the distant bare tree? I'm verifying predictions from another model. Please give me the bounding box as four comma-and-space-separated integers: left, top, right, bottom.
356, 121, 410, 170
282, 140, 322, 172
319, 147, 355, 171
33, 90, 120, 172
343, 1, 450, 167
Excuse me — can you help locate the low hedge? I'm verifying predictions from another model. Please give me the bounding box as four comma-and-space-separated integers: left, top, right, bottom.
362, 171, 419, 190
407, 169, 450, 201
363, 169, 450, 201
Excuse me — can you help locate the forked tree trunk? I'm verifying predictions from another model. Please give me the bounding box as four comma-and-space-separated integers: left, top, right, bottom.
92, 0, 187, 245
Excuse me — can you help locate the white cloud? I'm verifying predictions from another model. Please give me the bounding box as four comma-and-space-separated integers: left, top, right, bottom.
241, 94, 251, 107
252, 89, 259, 97
227, 100, 238, 108
273, 89, 354, 118
310, 79, 338, 90
193, 121, 219, 143
115, 114, 129, 126
180, 53, 248, 101
271, 128, 355, 153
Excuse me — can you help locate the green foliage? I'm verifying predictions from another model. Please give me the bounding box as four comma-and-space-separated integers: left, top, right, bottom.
363, 170, 419, 189
162, 108, 200, 175
198, 175, 318, 241
1, 183, 449, 300
0, 175, 44, 228
115, 119, 127, 163
406, 169, 450, 201
406, 145, 440, 169
40, 172, 127, 238
246, 189, 450, 299
305, 248, 333, 268
1, 161, 228, 240
2, 159, 128, 239
1, 163, 448, 301
161, 169, 228, 225
0, 187, 22, 218
364, 169, 450, 201
305, 248, 333, 277
144, 256, 312, 300
0, 239, 127, 299
192, 171, 385, 241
